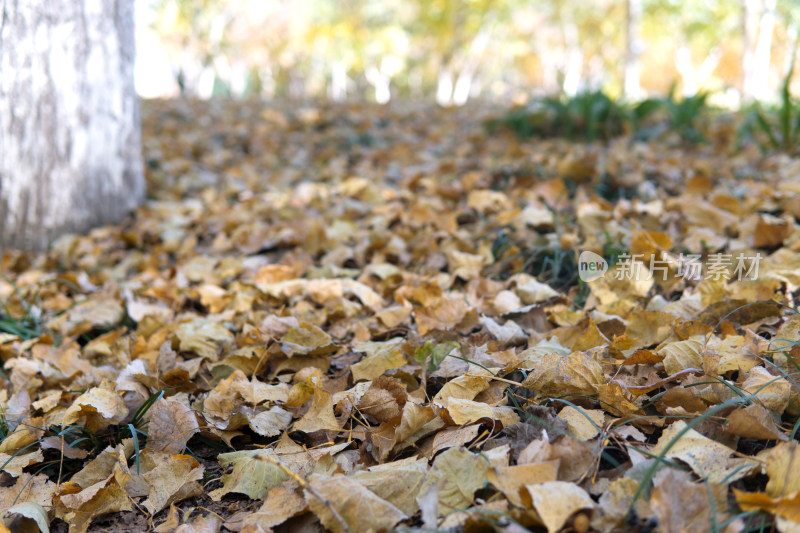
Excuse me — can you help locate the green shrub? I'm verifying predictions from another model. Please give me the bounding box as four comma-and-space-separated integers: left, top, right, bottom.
740, 63, 800, 153
487, 89, 632, 142
488, 85, 711, 144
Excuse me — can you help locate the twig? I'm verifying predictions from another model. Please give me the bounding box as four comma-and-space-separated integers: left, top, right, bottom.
255, 453, 353, 533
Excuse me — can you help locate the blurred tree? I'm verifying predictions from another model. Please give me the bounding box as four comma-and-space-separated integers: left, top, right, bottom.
140, 0, 798, 104
0, 0, 144, 251
624, 0, 644, 98
742, 0, 777, 101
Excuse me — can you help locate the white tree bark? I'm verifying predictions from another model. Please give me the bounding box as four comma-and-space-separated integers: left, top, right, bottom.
624, 0, 644, 99
752, 0, 776, 101
0, 0, 144, 251
741, 0, 758, 101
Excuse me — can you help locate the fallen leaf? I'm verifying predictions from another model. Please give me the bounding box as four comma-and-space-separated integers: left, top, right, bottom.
61, 384, 129, 432
146, 398, 200, 453
2, 502, 50, 533
418, 447, 490, 515
306, 474, 407, 533
726, 403, 788, 441
526, 481, 595, 533
174, 319, 233, 360
142, 454, 204, 515
652, 420, 759, 483
557, 406, 605, 441
351, 338, 407, 382
650, 468, 731, 533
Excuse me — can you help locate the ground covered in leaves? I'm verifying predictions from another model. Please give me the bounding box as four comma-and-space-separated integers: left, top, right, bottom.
2, 99, 800, 533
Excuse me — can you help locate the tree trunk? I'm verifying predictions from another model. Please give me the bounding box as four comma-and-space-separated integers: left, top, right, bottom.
741, 0, 758, 101
752, 0, 776, 101
0, 0, 144, 252
624, 0, 643, 99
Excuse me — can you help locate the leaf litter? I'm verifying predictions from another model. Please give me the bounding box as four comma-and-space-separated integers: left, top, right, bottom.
1, 99, 800, 531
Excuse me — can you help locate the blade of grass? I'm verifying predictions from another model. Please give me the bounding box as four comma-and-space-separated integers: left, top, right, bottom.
129, 424, 141, 475
625, 396, 746, 519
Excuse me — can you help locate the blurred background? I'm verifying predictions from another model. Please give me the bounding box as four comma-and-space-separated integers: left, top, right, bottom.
134, 0, 799, 107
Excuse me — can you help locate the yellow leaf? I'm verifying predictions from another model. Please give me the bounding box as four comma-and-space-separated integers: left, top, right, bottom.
418, 447, 490, 515
173, 319, 233, 359
659, 336, 704, 375
146, 398, 199, 454
743, 366, 792, 413
760, 441, 800, 499
61, 384, 129, 432
557, 406, 604, 441
525, 481, 595, 533
735, 488, 800, 523
652, 421, 759, 483
306, 474, 407, 533
292, 385, 341, 433
142, 454, 204, 515
351, 338, 407, 382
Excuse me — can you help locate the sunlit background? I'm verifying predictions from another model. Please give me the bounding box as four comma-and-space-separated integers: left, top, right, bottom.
134, 0, 798, 107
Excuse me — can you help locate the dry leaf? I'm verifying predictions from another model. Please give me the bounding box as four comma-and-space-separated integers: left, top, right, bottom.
61, 384, 129, 432
526, 481, 595, 533
142, 454, 204, 515
652, 420, 759, 483
726, 403, 787, 441
418, 447, 490, 515
306, 474, 407, 533
146, 398, 200, 453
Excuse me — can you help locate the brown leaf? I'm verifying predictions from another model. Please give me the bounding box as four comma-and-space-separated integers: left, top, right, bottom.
650, 469, 731, 533
61, 384, 129, 432
55, 477, 133, 533
525, 481, 595, 533
146, 398, 200, 454
306, 474, 407, 533
726, 403, 788, 441
142, 454, 204, 515
292, 384, 341, 433
350, 338, 407, 382
417, 447, 490, 515
358, 376, 406, 422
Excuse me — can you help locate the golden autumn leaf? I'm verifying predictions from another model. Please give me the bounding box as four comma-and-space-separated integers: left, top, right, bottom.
7, 94, 800, 531
61, 384, 129, 432
55, 477, 133, 533
526, 481, 595, 533
418, 447, 490, 515
734, 488, 800, 524
146, 398, 200, 454
306, 474, 408, 533
174, 319, 234, 360
760, 441, 800, 499
292, 384, 341, 433
142, 454, 204, 515
351, 338, 407, 382
652, 421, 759, 484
